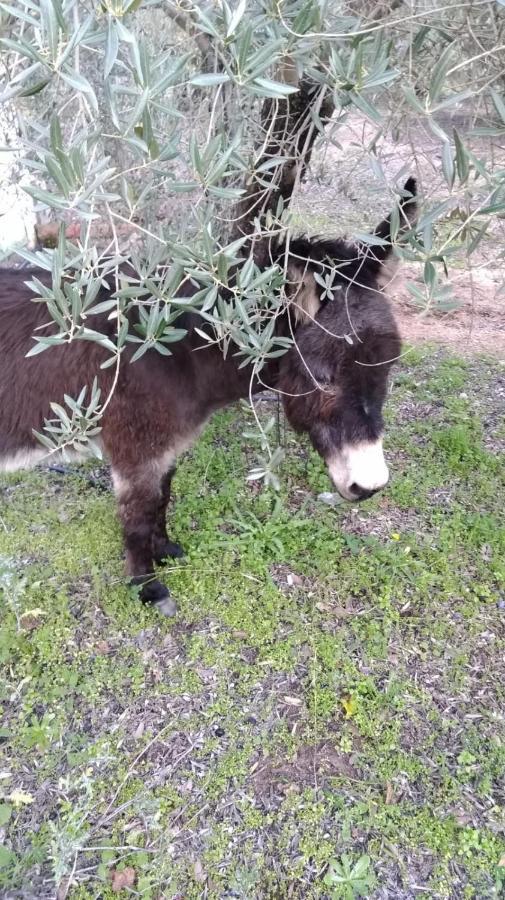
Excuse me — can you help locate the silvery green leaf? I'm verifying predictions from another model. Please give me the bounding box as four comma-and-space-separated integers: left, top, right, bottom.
19, 77, 51, 97
453, 129, 469, 183
354, 232, 389, 246
226, 0, 246, 36
0, 3, 39, 26
208, 185, 245, 199
105, 18, 119, 79
32, 430, 56, 450
190, 72, 230, 87
428, 42, 454, 104
255, 156, 291, 173
490, 88, 505, 124
23, 185, 68, 210
170, 181, 200, 193
349, 91, 382, 124
251, 77, 299, 98
441, 141, 455, 188
61, 69, 98, 111
0, 37, 42, 62
125, 0, 144, 13
16, 249, 53, 270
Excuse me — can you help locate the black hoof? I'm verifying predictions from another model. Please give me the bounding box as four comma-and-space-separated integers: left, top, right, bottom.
132, 577, 177, 616
152, 538, 185, 564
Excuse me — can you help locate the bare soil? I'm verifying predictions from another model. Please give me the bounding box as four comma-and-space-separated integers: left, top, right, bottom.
295, 111, 505, 357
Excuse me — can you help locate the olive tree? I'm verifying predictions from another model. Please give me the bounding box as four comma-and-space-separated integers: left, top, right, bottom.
1, 0, 504, 484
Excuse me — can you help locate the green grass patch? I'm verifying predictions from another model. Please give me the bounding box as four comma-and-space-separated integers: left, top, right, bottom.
0, 350, 504, 898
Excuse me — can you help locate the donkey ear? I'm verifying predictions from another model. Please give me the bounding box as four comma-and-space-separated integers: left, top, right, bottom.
285, 263, 322, 325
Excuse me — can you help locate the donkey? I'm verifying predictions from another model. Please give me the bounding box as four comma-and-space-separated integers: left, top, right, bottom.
0, 179, 416, 615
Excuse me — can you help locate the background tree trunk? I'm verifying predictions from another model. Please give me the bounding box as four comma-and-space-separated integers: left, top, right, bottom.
230, 75, 335, 247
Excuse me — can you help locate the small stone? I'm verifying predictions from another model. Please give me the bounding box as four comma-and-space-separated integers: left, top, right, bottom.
317, 492, 340, 506
214, 726, 225, 737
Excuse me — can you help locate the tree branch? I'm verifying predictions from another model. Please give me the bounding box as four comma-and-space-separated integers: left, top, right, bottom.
161, 1, 215, 72
230, 76, 335, 243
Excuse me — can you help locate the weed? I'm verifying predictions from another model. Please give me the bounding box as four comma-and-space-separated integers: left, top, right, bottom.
323, 854, 376, 899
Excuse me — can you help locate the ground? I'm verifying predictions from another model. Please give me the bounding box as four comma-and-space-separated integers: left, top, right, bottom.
0, 343, 504, 899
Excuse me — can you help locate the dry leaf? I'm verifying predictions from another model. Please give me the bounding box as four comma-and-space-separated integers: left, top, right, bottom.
341, 695, 357, 718
385, 781, 395, 805
283, 696, 302, 706
56, 878, 71, 900
193, 859, 206, 883
111, 867, 136, 892
498, 854, 505, 867
287, 573, 302, 586
20, 615, 42, 632
133, 721, 145, 740
9, 789, 34, 807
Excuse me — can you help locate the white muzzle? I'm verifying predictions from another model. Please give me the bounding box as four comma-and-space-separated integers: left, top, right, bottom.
327, 439, 389, 500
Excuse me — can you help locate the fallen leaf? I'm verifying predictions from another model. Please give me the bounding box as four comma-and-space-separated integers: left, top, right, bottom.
316, 602, 355, 617
193, 859, 206, 883
9, 789, 34, 807
133, 721, 145, 740
56, 878, 71, 900
287, 573, 303, 586
341, 695, 357, 718
498, 854, 505, 867
385, 782, 395, 805
20, 609, 45, 631
283, 696, 302, 706
111, 867, 136, 892
391, 533, 401, 541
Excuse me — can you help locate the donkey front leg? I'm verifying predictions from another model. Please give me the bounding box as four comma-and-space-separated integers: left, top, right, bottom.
112, 467, 177, 617
151, 466, 184, 565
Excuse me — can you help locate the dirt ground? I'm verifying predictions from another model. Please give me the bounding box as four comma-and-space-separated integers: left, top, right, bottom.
390, 263, 503, 355
293, 112, 505, 358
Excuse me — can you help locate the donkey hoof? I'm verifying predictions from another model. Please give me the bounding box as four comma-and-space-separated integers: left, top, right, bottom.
144, 581, 177, 617
166, 540, 184, 559
134, 577, 176, 613
152, 539, 184, 563
153, 595, 178, 617
143, 580, 177, 616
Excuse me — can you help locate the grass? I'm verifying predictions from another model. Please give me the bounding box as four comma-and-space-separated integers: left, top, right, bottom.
0, 347, 504, 899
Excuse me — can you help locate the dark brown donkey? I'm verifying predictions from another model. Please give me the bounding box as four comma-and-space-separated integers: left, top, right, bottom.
0, 179, 416, 615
